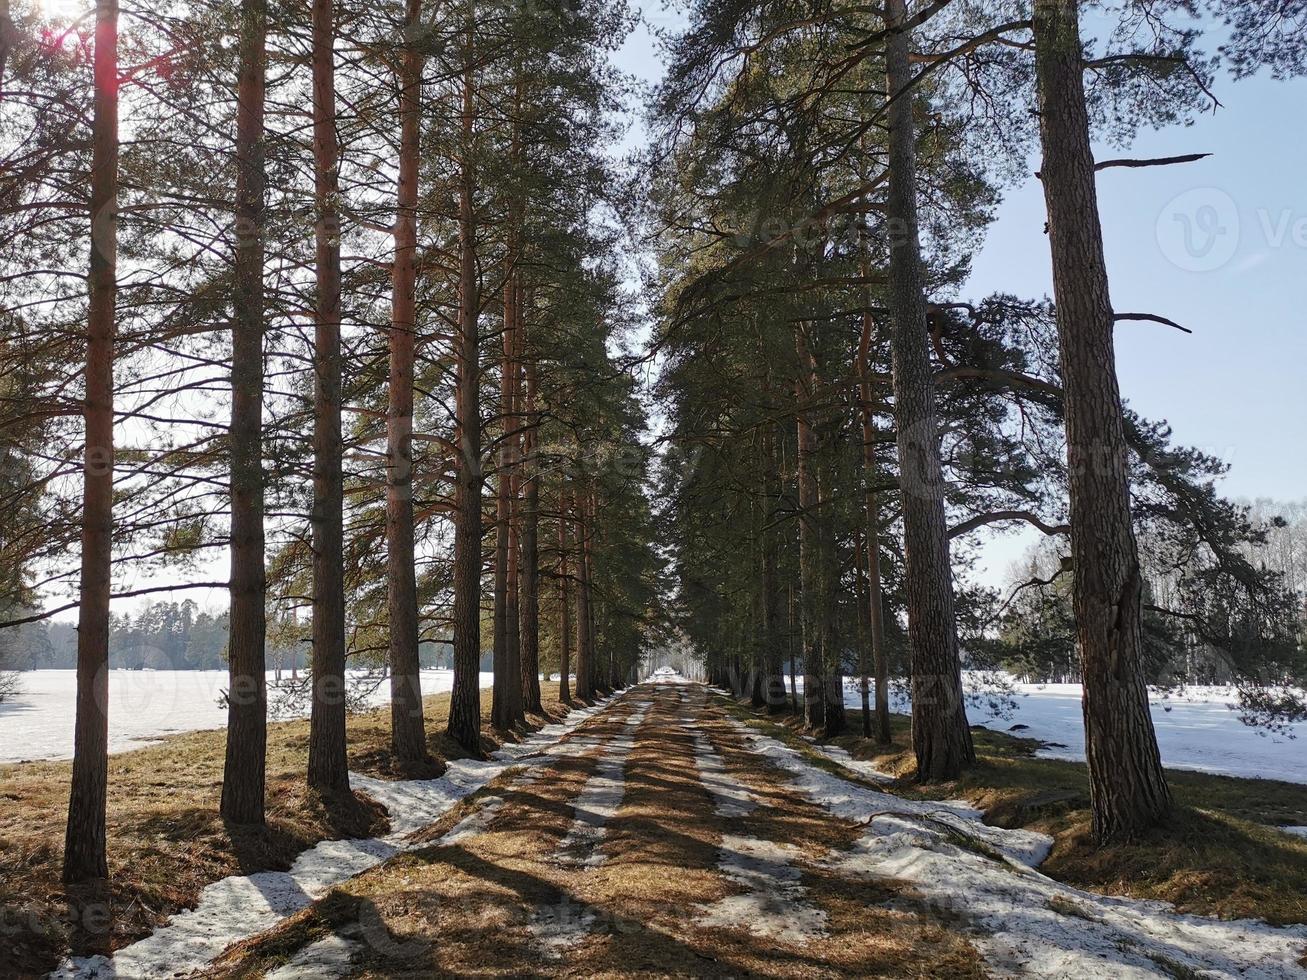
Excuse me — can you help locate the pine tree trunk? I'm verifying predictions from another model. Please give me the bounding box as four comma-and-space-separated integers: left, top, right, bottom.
858, 316, 892, 745
557, 491, 572, 702
883, 0, 974, 780
574, 492, 594, 699
64, 0, 118, 885
519, 345, 542, 712
817, 451, 845, 737
793, 332, 824, 731
306, 0, 349, 794
1033, 0, 1171, 842
386, 0, 427, 768
446, 18, 483, 754
491, 253, 524, 728
221, 0, 269, 825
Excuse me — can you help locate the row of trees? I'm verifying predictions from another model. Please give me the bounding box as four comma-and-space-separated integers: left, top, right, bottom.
0, 0, 660, 885
649, 0, 1306, 842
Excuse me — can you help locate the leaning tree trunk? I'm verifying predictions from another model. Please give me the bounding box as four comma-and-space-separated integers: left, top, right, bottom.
446, 18, 483, 754
858, 314, 892, 745
883, 0, 974, 780
307, 0, 349, 795
519, 338, 542, 713
64, 0, 118, 885
793, 331, 824, 731
221, 0, 269, 825
1033, 0, 1171, 842
386, 0, 427, 769
557, 490, 572, 702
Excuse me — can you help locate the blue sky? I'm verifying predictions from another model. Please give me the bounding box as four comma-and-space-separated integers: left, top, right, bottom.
616, 8, 1307, 586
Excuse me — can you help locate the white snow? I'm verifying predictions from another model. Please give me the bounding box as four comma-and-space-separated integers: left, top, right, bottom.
0, 669, 496, 763
729, 713, 1307, 979
1282, 826, 1307, 840
966, 682, 1306, 785
690, 730, 827, 943
554, 702, 649, 867
51, 693, 622, 980
786, 676, 1305, 785
700, 835, 829, 944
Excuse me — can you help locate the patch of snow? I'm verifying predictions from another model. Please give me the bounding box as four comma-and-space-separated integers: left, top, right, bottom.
689, 731, 826, 943
808, 742, 896, 785
691, 732, 756, 818
733, 716, 1307, 979
699, 835, 828, 945
554, 704, 649, 868
528, 896, 600, 960
51, 693, 623, 980
0, 669, 496, 763
1281, 826, 1307, 840
264, 933, 361, 980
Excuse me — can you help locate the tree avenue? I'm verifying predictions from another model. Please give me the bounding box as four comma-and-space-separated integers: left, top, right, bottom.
0, 0, 1303, 951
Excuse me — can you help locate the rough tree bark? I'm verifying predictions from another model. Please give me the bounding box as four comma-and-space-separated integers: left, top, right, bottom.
491, 249, 524, 729
574, 490, 594, 700
793, 330, 825, 731
557, 489, 572, 702
1033, 0, 1171, 842
446, 12, 484, 753
519, 328, 542, 713
307, 0, 349, 795
386, 0, 428, 768
221, 0, 269, 825
883, 0, 974, 780
64, 0, 118, 884
857, 314, 892, 745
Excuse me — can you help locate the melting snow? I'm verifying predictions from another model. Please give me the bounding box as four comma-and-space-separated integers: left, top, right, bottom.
730, 714, 1307, 979
51, 694, 621, 979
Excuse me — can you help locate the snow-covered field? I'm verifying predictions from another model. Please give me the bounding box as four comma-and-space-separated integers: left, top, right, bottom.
967, 682, 1305, 785
0, 669, 495, 763
806, 675, 1305, 785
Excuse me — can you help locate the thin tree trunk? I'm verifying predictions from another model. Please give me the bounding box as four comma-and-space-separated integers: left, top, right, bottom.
386, 0, 427, 768
883, 0, 974, 780
519, 334, 542, 713
307, 0, 349, 795
447, 12, 483, 754
794, 330, 824, 731
491, 246, 524, 728
221, 0, 268, 825
858, 314, 892, 745
557, 490, 572, 702
574, 491, 593, 700
1033, 0, 1171, 842
63, 0, 118, 885
855, 530, 872, 738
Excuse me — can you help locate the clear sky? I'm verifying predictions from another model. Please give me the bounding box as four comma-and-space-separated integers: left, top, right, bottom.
614, 5, 1306, 588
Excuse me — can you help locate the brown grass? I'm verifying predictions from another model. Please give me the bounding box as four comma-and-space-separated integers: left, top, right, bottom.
213, 685, 987, 978
0, 684, 576, 977
718, 695, 1307, 926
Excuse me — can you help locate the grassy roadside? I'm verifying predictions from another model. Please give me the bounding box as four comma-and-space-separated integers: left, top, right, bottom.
0, 685, 574, 977
714, 694, 1307, 926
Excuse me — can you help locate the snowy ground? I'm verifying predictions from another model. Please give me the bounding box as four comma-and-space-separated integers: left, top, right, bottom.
51, 693, 621, 979
818, 677, 1306, 785
724, 707, 1307, 979
0, 669, 495, 763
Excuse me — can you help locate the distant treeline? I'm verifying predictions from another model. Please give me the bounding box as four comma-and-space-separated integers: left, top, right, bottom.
0, 600, 460, 672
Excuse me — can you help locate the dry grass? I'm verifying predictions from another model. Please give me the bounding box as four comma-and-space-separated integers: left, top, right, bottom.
0, 684, 576, 976
213, 686, 987, 978
719, 696, 1307, 926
